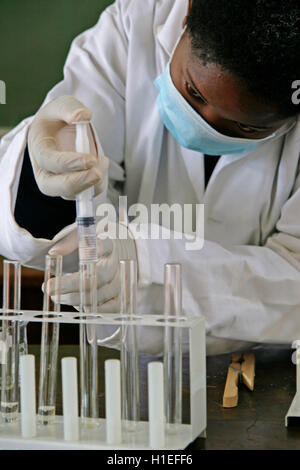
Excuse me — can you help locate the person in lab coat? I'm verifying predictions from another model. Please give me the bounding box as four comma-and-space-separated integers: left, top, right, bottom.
1, 0, 300, 355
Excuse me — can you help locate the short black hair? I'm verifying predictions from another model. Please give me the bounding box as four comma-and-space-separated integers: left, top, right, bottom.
186, 0, 300, 118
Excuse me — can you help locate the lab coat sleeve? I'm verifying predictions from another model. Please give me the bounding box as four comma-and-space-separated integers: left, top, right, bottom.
0, 0, 128, 269
130, 163, 300, 347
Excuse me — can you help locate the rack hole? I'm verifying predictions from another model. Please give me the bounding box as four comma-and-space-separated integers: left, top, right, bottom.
156, 317, 187, 324
0, 311, 23, 317
34, 313, 63, 319
73, 315, 103, 321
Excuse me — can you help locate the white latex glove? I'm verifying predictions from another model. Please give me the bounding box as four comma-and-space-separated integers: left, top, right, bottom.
28, 95, 109, 199
47, 223, 138, 312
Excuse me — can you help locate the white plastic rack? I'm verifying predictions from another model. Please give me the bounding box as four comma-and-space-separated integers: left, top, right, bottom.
0, 309, 206, 450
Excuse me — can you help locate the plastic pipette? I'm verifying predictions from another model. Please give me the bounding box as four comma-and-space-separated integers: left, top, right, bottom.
74, 122, 98, 263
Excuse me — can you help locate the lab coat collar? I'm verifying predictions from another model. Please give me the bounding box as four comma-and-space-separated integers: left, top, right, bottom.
155, 0, 188, 57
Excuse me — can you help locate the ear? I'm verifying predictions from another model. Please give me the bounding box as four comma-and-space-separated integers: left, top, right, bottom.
182, 0, 193, 28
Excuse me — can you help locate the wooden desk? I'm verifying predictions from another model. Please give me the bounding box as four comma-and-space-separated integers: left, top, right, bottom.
28, 345, 300, 450
191, 347, 300, 450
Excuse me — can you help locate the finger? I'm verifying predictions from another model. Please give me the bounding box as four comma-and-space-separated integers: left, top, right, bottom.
44, 95, 92, 124
57, 278, 120, 309
95, 254, 118, 287
97, 274, 120, 304
36, 167, 102, 198
59, 270, 119, 307
55, 122, 98, 156
97, 238, 113, 257
91, 175, 108, 200
33, 118, 100, 174
34, 141, 97, 174
49, 229, 78, 256
48, 243, 117, 301
47, 272, 80, 296
58, 293, 119, 311
94, 157, 109, 197
97, 298, 120, 313
59, 292, 81, 307
48, 252, 115, 297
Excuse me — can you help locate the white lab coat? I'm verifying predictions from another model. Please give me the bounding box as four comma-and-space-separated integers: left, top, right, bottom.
1, 0, 300, 355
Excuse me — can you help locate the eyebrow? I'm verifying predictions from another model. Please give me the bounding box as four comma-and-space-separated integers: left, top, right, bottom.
186, 68, 272, 130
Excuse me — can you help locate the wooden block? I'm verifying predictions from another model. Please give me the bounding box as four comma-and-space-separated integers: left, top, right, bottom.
241, 353, 255, 391
222, 362, 241, 408
231, 353, 242, 363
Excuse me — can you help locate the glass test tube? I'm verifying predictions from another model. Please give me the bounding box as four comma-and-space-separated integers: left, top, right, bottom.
38, 254, 62, 425
18, 310, 28, 391
1, 260, 21, 423
79, 261, 99, 424
19, 321, 28, 358
74, 120, 99, 424
163, 263, 183, 431
120, 260, 140, 431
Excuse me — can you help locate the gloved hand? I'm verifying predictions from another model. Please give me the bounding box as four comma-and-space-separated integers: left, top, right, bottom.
28, 95, 109, 199
47, 223, 138, 312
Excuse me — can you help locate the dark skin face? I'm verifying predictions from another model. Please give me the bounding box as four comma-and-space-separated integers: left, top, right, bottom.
170, 2, 289, 140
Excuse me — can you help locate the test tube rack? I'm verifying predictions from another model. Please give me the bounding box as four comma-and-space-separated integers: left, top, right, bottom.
0, 310, 206, 450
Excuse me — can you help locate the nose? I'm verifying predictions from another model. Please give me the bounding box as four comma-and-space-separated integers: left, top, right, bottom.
197, 103, 228, 135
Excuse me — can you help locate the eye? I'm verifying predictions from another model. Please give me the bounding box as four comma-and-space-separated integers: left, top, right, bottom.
185, 81, 206, 103
236, 122, 260, 134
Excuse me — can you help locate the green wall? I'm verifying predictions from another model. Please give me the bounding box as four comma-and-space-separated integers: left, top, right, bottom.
0, 0, 114, 127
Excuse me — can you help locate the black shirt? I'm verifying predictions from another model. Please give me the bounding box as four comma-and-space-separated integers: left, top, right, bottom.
204, 154, 221, 188
14, 146, 76, 239
14, 148, 221, 238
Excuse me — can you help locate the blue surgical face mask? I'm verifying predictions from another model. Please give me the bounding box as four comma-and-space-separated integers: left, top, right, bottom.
154, 63, 280, 155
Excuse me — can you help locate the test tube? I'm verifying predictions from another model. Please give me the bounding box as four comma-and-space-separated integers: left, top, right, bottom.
79, 261, 99, 424
1, 260, 21, 423
19, 319, 28, 357
163, 263, 183, 432
74, 121, 99, 425
38, 254, 62, 425
18, 313, 28, 391
120, 260, 140, 431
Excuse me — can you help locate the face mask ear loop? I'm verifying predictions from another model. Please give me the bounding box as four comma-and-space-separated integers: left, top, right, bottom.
273, 119, 297, 141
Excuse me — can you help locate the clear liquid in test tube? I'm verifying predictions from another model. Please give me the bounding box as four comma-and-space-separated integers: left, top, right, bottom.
163, 263, 183, 432
1, 260, 21, 423
38, 254, 62, 425
120, 259, 140, 431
